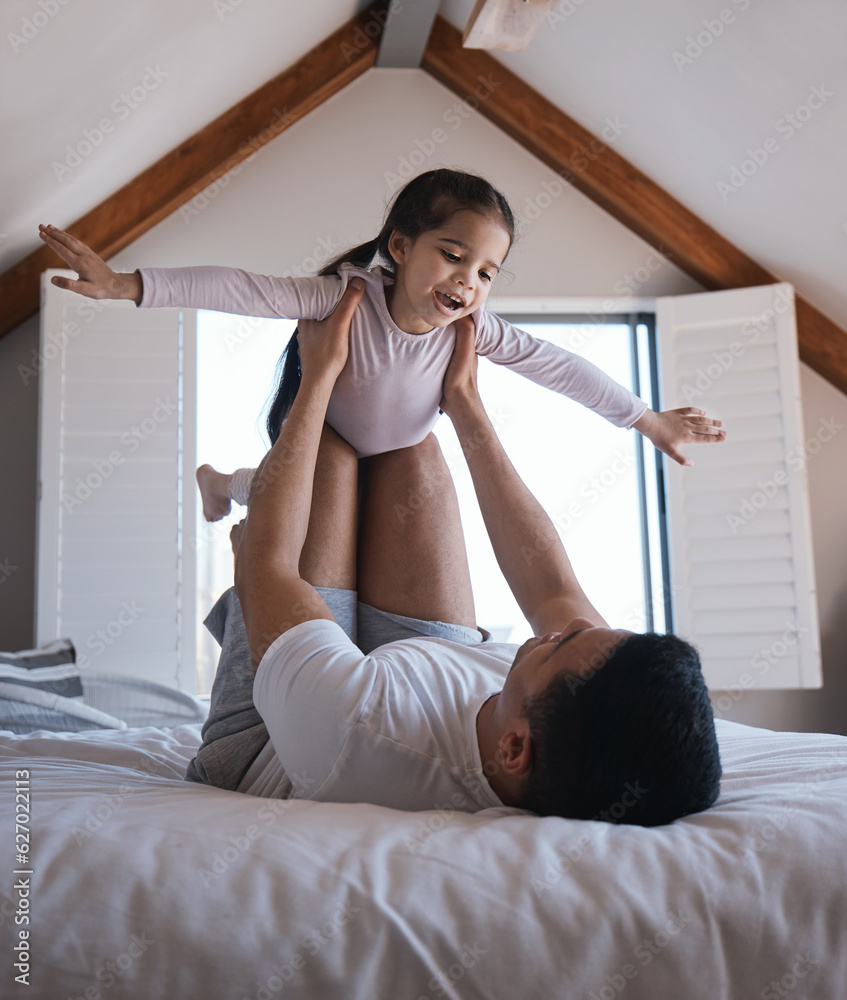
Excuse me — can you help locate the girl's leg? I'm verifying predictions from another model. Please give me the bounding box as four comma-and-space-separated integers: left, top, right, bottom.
298, 424, 358, 590
357, 433, 476, 628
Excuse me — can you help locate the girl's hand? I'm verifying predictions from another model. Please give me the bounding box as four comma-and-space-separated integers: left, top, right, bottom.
633, 406, 727, 467
38, 224, 142, 302
296, 278, 364, 382
440, 315, 480, 417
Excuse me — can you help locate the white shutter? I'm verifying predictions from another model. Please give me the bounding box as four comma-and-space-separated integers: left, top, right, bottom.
656, 282, 821, 689
36, 271, 197, 691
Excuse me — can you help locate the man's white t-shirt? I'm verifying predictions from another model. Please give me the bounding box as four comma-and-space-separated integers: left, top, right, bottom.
237, 619, 518, 813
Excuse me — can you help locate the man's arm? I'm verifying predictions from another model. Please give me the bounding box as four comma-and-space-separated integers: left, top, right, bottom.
234, 280, 364, 670
441, 320, 607, 636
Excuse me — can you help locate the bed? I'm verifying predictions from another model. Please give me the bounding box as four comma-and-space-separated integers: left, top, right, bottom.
1, 717, 845, 999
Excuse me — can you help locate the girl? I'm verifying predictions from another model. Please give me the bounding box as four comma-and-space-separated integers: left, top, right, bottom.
39, 168, 725, 521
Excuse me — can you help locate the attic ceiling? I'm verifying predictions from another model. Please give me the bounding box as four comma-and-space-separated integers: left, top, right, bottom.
2, 0, 845, 356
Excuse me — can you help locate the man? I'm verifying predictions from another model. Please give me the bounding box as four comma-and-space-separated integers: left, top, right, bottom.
187, 280, 722, 826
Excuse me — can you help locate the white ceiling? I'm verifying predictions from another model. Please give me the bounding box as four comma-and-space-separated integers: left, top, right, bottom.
3, 0, 846, 333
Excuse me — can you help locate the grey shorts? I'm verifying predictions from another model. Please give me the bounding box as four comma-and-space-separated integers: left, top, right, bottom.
184, 587, 490, 790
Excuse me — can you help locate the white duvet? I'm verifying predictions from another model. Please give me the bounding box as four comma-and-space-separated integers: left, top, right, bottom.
1, 719, 845, 999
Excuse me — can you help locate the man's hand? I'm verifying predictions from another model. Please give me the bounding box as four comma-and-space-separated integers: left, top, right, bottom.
633, 406, 726, 467
38, 224, 142, 303
230, 520, 245, 560
297, 277, 365, 382
440, 315, 480, 418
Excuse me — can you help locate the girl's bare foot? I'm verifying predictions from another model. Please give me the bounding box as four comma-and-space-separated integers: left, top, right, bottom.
196, 464, 232, 522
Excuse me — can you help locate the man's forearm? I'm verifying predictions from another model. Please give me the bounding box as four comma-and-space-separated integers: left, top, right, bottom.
448, 395, 586, 631
235, 372, 334, 585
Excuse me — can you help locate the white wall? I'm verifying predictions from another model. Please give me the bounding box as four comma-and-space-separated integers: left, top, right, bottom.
3, 68, 845, 733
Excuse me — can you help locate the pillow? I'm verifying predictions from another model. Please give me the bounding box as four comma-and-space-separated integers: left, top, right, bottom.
0, 638, 82, 697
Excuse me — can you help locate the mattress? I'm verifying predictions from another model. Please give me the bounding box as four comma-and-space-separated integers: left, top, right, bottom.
1, 718, 845, 998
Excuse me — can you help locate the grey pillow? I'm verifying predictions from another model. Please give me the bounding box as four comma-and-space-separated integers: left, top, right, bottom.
0, 638, 82, 697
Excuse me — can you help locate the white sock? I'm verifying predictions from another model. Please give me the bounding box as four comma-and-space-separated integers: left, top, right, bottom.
229, 468, 256, 506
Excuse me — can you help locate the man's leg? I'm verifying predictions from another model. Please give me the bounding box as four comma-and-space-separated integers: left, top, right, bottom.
185, 424, 358, 788
357, 432, 476, 628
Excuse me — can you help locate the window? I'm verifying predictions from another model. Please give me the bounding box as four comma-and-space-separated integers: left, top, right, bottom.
432, 314, 667, 641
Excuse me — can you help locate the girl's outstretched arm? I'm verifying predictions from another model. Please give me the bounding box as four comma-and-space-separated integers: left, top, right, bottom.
38, 225, 142, 303
473, 311, 726, 465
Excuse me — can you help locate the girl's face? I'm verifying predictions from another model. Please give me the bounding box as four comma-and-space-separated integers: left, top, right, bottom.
386, 210, 511, 334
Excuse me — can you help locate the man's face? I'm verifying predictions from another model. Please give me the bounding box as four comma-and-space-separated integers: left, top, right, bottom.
496, 617, 634, 723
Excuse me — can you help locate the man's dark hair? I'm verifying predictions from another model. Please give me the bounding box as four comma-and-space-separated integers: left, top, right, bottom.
519, 632, 721, 826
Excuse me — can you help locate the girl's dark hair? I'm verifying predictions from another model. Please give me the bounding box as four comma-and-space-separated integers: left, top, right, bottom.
265, 168, 516, 444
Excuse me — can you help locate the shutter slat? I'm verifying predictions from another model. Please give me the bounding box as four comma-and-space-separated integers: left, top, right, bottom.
675, 323, 777, 352
688, 536, 792, 562
676, 344, 778, 377
693, 608, 804, 633
690, 559, 793, 587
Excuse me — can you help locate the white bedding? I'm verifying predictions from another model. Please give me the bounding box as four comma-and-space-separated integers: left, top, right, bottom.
1, 719, 845, 999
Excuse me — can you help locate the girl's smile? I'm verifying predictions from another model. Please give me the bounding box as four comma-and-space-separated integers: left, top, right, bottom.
385, 210, 512, 334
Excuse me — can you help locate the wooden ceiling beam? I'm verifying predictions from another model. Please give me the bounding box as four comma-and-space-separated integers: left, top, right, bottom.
0, 5, 384, 342
422, 15, 847, 395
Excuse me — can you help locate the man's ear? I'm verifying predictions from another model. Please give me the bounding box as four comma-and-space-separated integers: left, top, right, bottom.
498, 728, 533, 779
